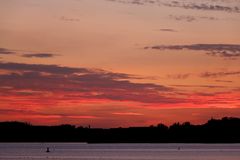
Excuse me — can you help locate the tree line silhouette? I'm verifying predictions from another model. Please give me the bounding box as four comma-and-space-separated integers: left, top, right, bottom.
0, 117, 240, 143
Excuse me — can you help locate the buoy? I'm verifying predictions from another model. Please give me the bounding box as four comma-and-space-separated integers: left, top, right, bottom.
46, 147, 50, 153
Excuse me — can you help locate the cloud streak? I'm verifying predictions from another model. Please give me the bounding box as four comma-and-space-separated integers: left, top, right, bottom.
22, 53, 58, 58
169, 15, 218, 22
0, 48, 15, 55
159, 28, 178, 32
167, 74, 191, 79
162, 0, 240, 13
60, 16, 80, 22
215, 80, 233, 83
107, 0, 240, 13
144, 44, 240, 59
200, 71, 240, 78
171, 84, 227, 89
0, 47, 59, 58
0, 109, 98, 119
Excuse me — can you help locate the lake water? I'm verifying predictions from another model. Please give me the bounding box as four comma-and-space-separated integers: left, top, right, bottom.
0, 143, 240, 160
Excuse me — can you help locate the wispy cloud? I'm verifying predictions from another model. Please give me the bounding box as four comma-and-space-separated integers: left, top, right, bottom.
215, 80, 233, 83
200, 71, 240, 78
107, 0, 144, 5
159, 28, 178, 32
0, 62, 89, 74
107, 0, 240, 13
167, 74, 191, 79
0, 48, 15, 55
0, 47, 59, 58
0, 109, 98, 119
60, 16, 80, 22
171, 84, 227, 89
144, 44, 240, 59
169, 15, 196, 22
169, 15, 218, 22
22, 53, 58, 58
162, 0, 240, 13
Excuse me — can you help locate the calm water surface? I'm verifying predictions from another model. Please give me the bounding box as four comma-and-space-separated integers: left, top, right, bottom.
0, 143, 240, 160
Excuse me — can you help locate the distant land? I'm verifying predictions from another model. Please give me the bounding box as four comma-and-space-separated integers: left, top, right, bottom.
0, 117, 240, 143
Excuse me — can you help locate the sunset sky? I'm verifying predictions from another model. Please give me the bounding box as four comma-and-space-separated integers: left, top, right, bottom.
0, 0, 240, 128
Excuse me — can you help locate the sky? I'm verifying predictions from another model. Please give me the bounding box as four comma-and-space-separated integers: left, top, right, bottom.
0, 0, 240, 128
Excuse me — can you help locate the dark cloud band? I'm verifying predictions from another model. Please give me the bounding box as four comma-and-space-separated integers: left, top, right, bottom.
0, 62, 180, 104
